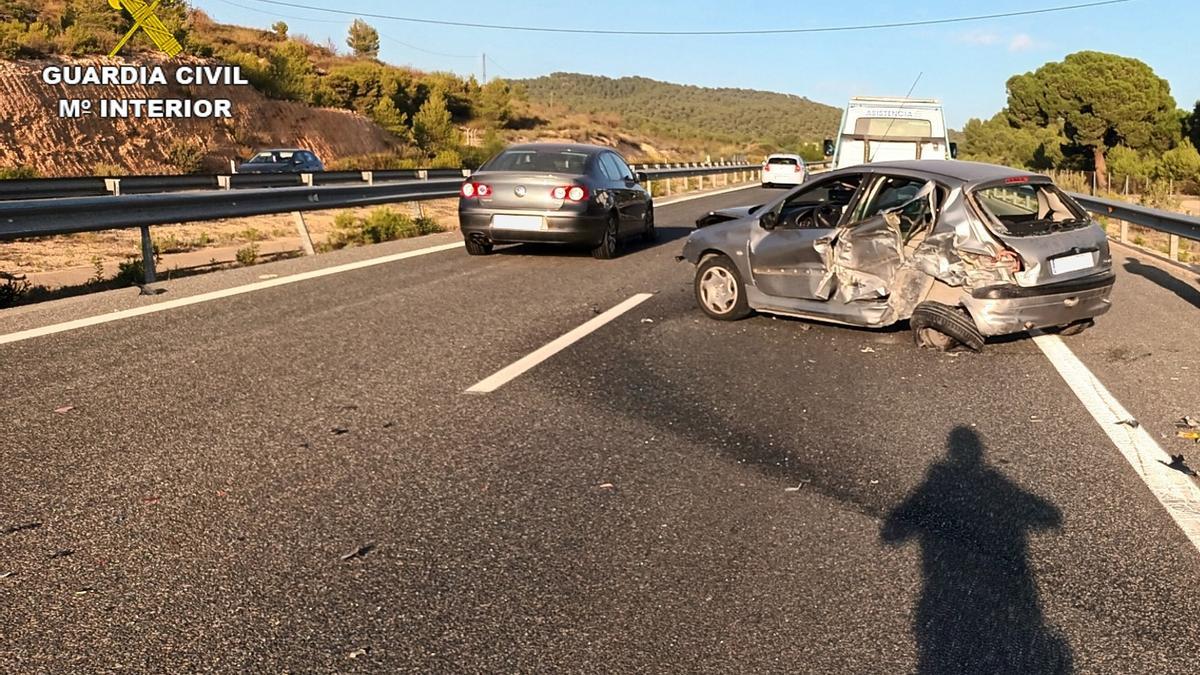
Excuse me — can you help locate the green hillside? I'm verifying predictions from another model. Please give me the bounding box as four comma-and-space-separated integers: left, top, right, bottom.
518, 72, 842, 152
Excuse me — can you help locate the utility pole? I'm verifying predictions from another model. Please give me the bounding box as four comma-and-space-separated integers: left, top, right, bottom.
482, 52, 486, 83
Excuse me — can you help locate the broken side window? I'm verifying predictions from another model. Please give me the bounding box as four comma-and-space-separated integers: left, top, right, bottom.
972, 181, 1090, 236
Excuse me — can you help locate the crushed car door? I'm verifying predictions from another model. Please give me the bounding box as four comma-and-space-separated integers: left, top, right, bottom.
814, 178, 937, 308
748, 173, 865, 299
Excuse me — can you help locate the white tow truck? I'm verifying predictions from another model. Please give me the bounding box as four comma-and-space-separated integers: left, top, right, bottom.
824, 96, 957, 170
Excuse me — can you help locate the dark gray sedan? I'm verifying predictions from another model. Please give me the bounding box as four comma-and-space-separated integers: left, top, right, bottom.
236, 148, 324, 174
458, 143, 654, 258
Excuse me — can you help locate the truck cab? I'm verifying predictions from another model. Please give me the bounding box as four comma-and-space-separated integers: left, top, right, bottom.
825, 97, 956, 170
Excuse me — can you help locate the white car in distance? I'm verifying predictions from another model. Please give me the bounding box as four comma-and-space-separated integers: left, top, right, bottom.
761, 153, 808, 188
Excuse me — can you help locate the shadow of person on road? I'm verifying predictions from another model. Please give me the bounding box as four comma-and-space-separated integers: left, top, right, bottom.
881, 427, 1073, 674
1123, 257, 1200, 310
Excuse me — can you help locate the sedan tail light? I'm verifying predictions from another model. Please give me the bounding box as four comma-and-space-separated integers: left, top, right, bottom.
460, 182, 491, 198
551, 185, 589, 202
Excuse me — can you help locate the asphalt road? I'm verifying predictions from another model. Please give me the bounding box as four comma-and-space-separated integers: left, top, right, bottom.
2, 186, 1200, 673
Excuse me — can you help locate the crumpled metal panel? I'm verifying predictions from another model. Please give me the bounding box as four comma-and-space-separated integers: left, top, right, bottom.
813, 212, 905, 302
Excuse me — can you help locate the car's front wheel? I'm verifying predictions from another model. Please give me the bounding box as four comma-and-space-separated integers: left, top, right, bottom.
694, 255, 752, 321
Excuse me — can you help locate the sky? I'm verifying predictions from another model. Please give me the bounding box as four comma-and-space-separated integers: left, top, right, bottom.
191, 0, 1198, 128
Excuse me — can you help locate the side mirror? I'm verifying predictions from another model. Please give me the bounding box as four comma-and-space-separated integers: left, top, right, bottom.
760, 210, 779, 231
949, 142, 959, 159
634, 171, 647, 183
823, 139, 835, 157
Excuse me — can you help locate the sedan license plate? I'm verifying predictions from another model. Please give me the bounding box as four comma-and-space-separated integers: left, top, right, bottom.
1049, 252, 1094, 275
492, 214, 545, 231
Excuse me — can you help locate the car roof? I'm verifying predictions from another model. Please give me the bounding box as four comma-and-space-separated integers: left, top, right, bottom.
831, 160, 1043, 186
766, 153, 803, 159
502, 142, 610, 155
255, 148, 312, 153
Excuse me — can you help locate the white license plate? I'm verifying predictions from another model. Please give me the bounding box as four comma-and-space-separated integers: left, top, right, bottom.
492, 214, 545, 231
1049, 252, 1094, 275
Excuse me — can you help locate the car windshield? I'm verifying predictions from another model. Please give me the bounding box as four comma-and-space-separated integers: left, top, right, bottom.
973, 180, 1090, 236
247, 151, 296, 164
484, 150, 590, 174
767, 157, 800, 166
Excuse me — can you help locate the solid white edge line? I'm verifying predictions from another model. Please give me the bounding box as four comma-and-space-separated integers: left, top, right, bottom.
465, 292, 654, 394
654, 182, 759, 207
0, 241, 465, 346
1031, 330, 1200, 553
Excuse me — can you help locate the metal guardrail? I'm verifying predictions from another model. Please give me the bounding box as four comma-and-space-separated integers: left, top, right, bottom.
0, 161, 761, 284
0, 167, 474, 201
1070, 192, 1199, 263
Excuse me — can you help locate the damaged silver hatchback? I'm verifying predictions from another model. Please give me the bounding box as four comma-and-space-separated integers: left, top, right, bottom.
682, 160, 1114, 350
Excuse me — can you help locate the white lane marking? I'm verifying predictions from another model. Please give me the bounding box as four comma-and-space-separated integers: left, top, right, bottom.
0, 242, 465, 346
1032, 331, 1200, 553
654, 183, 759, 207
466, 293, 654, 394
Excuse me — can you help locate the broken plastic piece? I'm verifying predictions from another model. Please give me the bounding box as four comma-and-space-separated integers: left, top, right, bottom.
340, 542, 376, 561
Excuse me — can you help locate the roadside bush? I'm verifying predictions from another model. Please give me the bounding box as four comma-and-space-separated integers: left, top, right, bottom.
115, 256, 145, 285
429, 148, 463, 169
0, 273, 30, 308
92, 162, 127, 176
235, 243, 259, 265
325, 207, 437, 249
166, 140, 207, 174
0, 165, 37, 179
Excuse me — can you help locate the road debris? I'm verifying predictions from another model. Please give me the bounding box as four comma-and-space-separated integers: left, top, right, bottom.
142, 496, 161, 506
1115, 418, 1140, 428
1176, 416, 1200, 429
331, 426, 350, 435
48, 549, 74, 559
0, 571, 14, 580
340, 542, 377, 562
53, 405, 74, 414
1163, 455, 1199, 477
74, 587, 96, 596
3, 522, 41, 535
596, 482, 617, 492
641, 318, 654, 324
348, 647, 371, 659
860, 346, 876, 353
784, 480, 811, 492
1178, 430, 1200, 443
258, 274, 279, 280
1029, 415, 1044, 423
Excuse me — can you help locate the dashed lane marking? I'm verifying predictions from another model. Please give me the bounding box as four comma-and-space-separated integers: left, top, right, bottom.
465, 293, 654, 394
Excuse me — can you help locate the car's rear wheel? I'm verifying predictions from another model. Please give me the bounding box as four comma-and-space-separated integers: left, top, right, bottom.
695, 255, 752, 321
464, 238, 493, 256
641, 206, 657, 243
911, 302, 984, 352
592, 214, 620, 259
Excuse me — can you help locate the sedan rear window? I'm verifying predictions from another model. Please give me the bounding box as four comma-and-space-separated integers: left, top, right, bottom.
484, 150, 590, 174
973, 181, 1090, 236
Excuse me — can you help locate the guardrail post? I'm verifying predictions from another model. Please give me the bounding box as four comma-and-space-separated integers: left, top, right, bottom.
1169, 234, 1181, 261
1120, 221, 1129, 244
362, 171, 374, 186
218, 175, 232, 190
301, 173, 314, 187
104, 178, 121, 196
293, 211, 315, 256
139, 225, 156, 284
